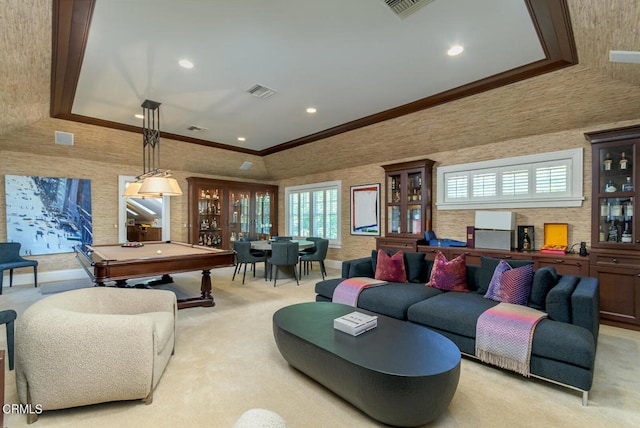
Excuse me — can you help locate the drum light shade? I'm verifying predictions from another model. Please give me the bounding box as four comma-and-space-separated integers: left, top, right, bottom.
139, 176, 183, 196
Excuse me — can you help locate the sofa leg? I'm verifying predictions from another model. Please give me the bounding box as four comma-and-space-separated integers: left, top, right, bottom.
26, 389, 39, 424
144, 390, 153, 405
27, 412, 38, 424
582, 391, 588, 406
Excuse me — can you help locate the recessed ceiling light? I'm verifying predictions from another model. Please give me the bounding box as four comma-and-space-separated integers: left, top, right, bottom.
447, 45, 464, 56
178, 59, 194, 69
237, 137, 246, 142
306, 107, 317, 114
134, 114, 144, 119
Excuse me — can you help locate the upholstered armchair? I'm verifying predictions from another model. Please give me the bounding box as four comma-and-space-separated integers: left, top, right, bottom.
15, 287, 177, 423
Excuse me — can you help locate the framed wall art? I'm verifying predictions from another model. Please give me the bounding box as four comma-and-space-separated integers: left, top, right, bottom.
5, 175, 92, 255
350, 183, 380, 236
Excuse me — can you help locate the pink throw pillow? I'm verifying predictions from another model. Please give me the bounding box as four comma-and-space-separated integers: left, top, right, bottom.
426, 251, 469, 292
374, 250, 408, 283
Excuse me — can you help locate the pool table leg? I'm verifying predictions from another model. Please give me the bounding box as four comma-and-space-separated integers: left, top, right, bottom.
176, 269, 215, 309
201, 269, 212, 300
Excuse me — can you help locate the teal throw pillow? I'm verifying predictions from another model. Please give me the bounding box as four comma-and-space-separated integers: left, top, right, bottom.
528, 266, 559, 310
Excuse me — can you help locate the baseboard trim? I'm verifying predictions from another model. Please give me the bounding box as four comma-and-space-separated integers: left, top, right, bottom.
324, 259, 341, 270
4, 262, 342, 287
3, 268, 88, 286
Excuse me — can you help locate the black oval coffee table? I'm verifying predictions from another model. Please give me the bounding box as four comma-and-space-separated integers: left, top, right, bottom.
273, 302, 460, 427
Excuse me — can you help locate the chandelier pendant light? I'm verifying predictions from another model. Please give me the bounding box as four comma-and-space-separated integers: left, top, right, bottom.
123, 99, 183, 197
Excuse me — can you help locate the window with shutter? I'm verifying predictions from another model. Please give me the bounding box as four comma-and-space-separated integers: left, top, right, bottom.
436, 148, 583, 209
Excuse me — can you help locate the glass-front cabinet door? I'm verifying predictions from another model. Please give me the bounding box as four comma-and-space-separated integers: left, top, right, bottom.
387, 173, 401, 233
382, 159, 434, 238
195, 184, 223, 248
229, 190, 250, 244
593, 141, 637, 248
255, 190, 273, 240
406, 171, 423, 234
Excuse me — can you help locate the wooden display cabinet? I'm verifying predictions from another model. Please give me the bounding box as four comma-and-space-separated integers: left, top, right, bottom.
417, 246, 589, 277
187, 177, 278, 250
586, 124, 640, 330
377, 159, 434, 251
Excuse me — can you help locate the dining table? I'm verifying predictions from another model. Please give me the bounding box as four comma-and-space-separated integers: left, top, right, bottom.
249, 239, 314, 281
250, 239, 314, 252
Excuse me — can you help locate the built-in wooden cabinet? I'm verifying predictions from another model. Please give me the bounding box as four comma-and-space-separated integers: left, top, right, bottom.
187, 177, 277, 250
376, 159, 434, 251
127, 225, 162, 242
416, 246, 589, 277
586, 125, 640, 330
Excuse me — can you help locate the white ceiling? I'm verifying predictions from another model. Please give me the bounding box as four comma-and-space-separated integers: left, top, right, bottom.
71, 0, 545, 152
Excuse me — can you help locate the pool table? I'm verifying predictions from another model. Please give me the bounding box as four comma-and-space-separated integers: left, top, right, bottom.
76, 241, 235, 309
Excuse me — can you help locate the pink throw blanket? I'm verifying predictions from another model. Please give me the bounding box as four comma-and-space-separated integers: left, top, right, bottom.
475, 303, 547, 377
332, 277, 387, 307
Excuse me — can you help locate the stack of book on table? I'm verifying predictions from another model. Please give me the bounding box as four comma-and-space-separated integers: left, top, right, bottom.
333, 311, 378, 336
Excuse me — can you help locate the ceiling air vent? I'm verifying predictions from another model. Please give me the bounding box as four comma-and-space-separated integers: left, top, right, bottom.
246, 84, 276, 99
382, 0, 435, 18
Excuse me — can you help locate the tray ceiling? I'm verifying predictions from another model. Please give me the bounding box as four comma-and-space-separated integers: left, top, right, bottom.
51, 0, 577, 155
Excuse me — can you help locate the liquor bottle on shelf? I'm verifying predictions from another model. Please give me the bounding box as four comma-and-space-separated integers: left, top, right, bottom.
605, 180, 617, 192
599, 225, 606, 242
522, 228, 532, 250
608, 221, 619, 242
625, 200, 633, 220
621, 222, 632, 243
603, 152, 613, 171
611, 199, 622, 219
601, 201, 609, 218
620, 152, 629, 170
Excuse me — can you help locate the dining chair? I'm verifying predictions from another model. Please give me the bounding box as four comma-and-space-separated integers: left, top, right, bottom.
298, 237, 320, 273
299, 237, 321, 255
0, 309, 16, 370
0, 243, 38, 294
271, 236, 292, 242
269, 241, 299, 287
299, 238, 329, 279
233, 241, 267, 284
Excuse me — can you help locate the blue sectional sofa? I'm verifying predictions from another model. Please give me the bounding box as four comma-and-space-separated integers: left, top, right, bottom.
315, 251, 600, 405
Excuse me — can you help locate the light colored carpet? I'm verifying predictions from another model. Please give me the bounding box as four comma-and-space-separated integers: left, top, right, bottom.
39, 278, 94, 294
1, 266, 639, 428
